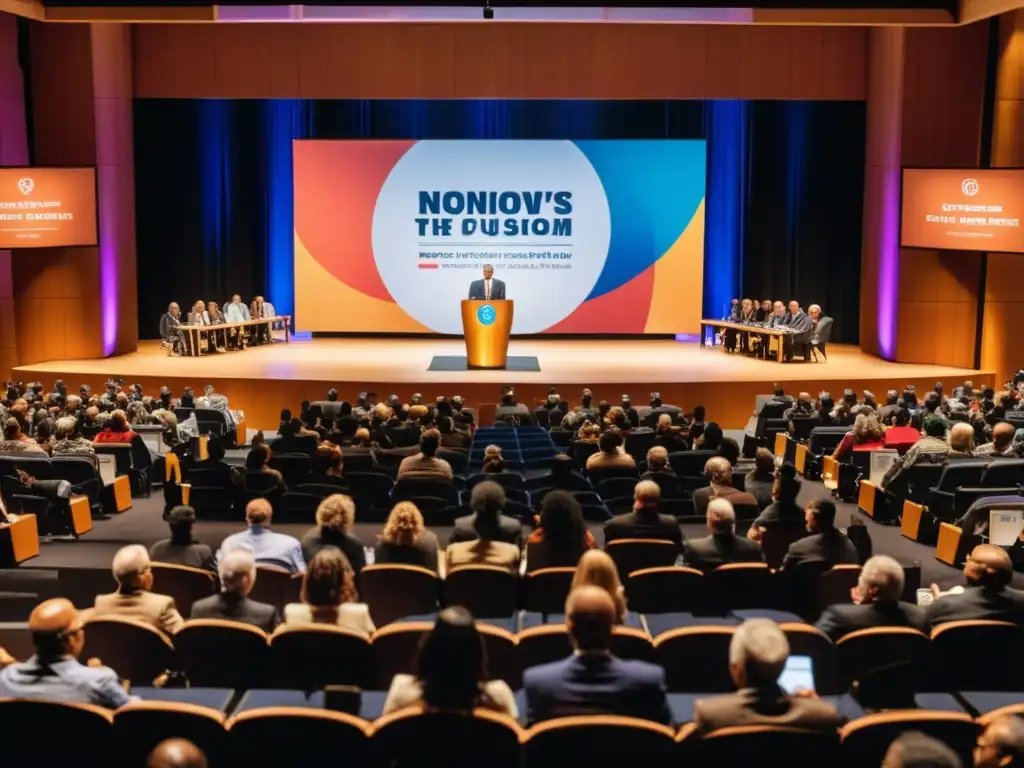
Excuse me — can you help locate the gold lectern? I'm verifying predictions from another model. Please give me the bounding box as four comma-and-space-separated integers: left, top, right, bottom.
461, 299, 513, 369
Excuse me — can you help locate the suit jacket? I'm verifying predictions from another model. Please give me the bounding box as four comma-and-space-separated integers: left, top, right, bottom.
815, 600, 926, 641
186, 312, 208, 326
523, 653, 671, 725
446, 539, 521, 573
93, 590, 185, 636
603, 510, 682, 546
683, 532, 764, 573
813, 316, 834, 345
692, 486, 759, 518
924, 585, 1024, 631
691, 685, 845, 736
468, 278, 506, 300
450, 513, 523, 547
780, 531, 859, 571
190, 592, 279, 633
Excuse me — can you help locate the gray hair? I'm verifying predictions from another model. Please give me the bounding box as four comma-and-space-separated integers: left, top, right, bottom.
55, 416, 77, 440
95, 411, 111, 427
219, 548, 256, 595
111, 544, 150, 586
707, 497, 736, 533
858, 555, 904, 603
66, 394, 82, 408
729, 618, 789, 686
633, 479, 661, 504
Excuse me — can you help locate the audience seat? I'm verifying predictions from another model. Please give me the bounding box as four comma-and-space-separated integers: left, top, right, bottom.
654, 626, 736, 692
370, 621, 431, 689
270, 624, 373, 690
227, 707, 370, 768
188, 486, 236, 520
443, 565, 518, 619
81, 616, 175, 687
518, 625, 574, 674
839, 711, 979, 766
522, 567, 575, 617
704, 563, 778, 614
276, 492, 322, 522
524, 715, 676, 768
759, 525, 807, 570
596, 476, 641, 501
626, 567, 703, 615
393, 478, 459, 507
113, 701, 227, 766
929, 620, 1024, 691
779, 623, 839, 695
360, 564, 440, 626
372, 707, 522, 768
150, 563, 216, 617
817, 565, 861, 615
605, 539, 679, 582
0, 698, 113, 763
981, 459, 1024, 487
835, 627, 929, 694
344, 473, 395, 518
248, 567, 302, 613
677, 724, 839, 765
175, 619, 274, 689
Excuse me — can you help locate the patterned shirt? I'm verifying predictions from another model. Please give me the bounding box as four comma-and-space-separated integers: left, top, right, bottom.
52, 437, 100, 469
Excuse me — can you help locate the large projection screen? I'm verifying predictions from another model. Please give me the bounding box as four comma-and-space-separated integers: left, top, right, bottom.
0, 167, 97, 248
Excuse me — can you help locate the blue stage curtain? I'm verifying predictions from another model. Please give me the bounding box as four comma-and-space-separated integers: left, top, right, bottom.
133, 99, 863, 342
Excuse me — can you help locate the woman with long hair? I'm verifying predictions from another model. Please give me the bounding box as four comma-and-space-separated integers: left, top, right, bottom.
283, 546, 375, 637
571, 550, 627, 624
832, 412, 886, 460
526, 490, 594, 572
381, 606, 517, 716
374, 502, 440, 573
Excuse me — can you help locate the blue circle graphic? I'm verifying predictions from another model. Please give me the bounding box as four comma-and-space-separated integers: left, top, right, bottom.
477, 304, 496, 326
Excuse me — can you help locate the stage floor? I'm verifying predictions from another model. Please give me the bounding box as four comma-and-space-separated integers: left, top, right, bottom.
14, 339, 993, 430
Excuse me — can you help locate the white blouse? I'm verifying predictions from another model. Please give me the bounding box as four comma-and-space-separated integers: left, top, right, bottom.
282, 602, 376, 639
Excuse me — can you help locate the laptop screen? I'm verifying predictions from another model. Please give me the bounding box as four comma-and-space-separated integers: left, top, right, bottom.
777, 655, 815, 694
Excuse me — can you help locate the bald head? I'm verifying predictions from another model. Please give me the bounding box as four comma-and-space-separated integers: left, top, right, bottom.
965, 544, 1014, 590
566, 585, 615, 652
993, 422, 1017, 450
977, 715, 1024, 767
147, 739, 209, 768
29, 598, 84, 660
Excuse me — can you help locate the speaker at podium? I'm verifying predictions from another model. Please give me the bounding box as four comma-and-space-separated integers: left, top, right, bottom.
461, 300, 513, 369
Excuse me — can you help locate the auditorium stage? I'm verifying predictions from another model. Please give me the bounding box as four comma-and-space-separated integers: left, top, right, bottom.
14, 339, 994, 431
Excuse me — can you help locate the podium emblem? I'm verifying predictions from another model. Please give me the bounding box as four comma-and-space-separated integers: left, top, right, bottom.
477, 304, 496, 326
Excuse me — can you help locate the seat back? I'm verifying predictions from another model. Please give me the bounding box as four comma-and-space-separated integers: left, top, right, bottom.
114, 702, 227, 766
228, 708, 370, 767
807, 427, 850, 456
524, 716, 675, 768
654, 626, 736, 692
370, 621, 432, 688
840, 711, 980, 766
780, 623, 839, 695
373, 708, 523, 768
704, 563, 777, 614
679, 724, 839, 765
836, 627, 929, 694
50, 456, 101, 485
81, 617, 176, 686
522, 567, 575, 615
930, 619, 1024, 690
626, 566, 703, 614
270, 624, 373, 690
518, 626, 574, 673
175, 619, 273, 688
0, 699, 112, 763
668, 450, 716, 478
276, 492, 323, 522
817, 564, 862, 614
360, 564, 440, 625
393, 477, 459, 506
248, 567, 302, 613
268, 453, 311, 487
937, 459, 990, 491
443, 565, 518, 618
982, 459, 1024, 487
150, 563, 216, 617
605, 539, 679, 581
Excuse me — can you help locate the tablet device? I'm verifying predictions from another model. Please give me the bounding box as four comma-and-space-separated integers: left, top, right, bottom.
777, 654, 815, 694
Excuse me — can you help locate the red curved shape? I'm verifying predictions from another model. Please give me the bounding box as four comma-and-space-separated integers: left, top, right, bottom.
544, 264, 655, 334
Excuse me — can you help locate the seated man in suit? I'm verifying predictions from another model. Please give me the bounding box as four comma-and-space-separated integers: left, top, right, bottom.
0, 598, 137, 707
449, 481, 523, 547
684, 498, 764, 573
692, 457, 759, 518
603, 480, 683, 547
975, 714, 1024, 768
149, 505, 214, 571
190, 548, 278, 633
92, 545, 185, 636
523, 585, 671, 724
467, 263, 506, 301
924, 543, 1024, 631
815, 554, 925, 641
690, 618, 844, 736
779, 498, 859, 571
807, 304, 832, 360
782, 301, 814, 360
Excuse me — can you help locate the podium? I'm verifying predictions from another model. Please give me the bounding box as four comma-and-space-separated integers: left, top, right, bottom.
461, 300, 513, 369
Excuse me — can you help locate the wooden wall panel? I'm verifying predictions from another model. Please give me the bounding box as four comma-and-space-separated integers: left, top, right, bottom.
29, 23, 94, 166
133, 23, 868, 100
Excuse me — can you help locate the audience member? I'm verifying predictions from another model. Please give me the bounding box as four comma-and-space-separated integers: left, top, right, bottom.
544, 453, 590, 491
832, 412, 886, 459
780, 499, 858, 571
526, 491, 595, 572
690, 619, 843, 735
695, 421, 723, 451
190, 548, 278, 632
815, 555, 924, 640
884, 408, 920, 453
0, 598, 135, 707
642, 445, 674, 478
654, 414, 687, 452
949, 421, 976, 456
481, 444, 505, 473
146, 739, 209, 768
924, 544, 1024, 631
603, 480, 682, 546
149, 506, 214, 571
0, 418, 46, 454
438, 415, 469, 450
93, 545, 185, 635
744, 448, 776, 509
974, 715, 1024, 768
585, 429, 636, 471
301, 494, 365, 574
882, 731, 963, 768
382, 606, 517, 717
216, 498, 306, 574
308, 444, 349, 489
523, 585, 670, 724
880, 416, 952, 490
397, 428, 453, 480
284, 547, 374, 637
693, 457, 758, 517
718, 436, 741, 466
92, 409, 138, 444
233, 444, 287, 498
684, 498, 764, 573
51, 416, 99, 468
374, 502, 440, 573
450, 481, 523, 547
571, 550, 628, 624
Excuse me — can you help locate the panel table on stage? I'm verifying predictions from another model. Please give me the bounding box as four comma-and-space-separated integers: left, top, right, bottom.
177, 316, 291, 357
699, 319, 792, 363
